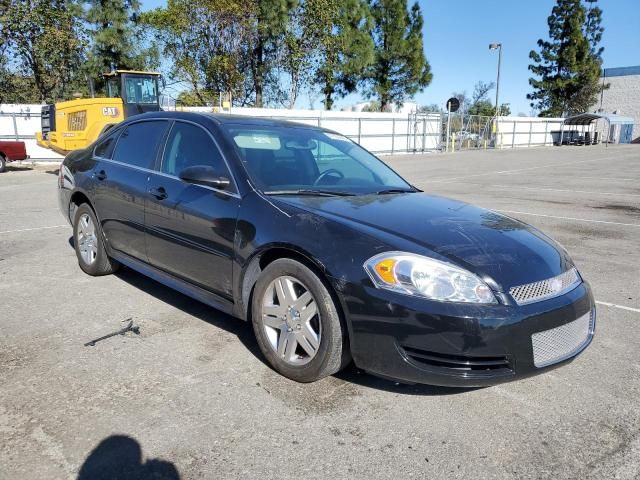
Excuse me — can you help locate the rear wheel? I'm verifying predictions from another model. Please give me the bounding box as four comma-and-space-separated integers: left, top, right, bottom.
72, 203, 119, 276
0, 154, 6, 173
251, 258, 349, 382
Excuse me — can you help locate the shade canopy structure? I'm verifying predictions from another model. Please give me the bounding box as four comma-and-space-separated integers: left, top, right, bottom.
563, 113, 634, 126
560, 113, 635, 145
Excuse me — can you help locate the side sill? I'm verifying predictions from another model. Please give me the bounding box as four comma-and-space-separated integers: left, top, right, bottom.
110, 250, 236, 317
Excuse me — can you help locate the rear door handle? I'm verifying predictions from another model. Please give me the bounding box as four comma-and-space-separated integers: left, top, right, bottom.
149, 186, 168, 200
94, 170, 107, 181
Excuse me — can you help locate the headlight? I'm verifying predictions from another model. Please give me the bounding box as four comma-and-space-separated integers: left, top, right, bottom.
364, 252, 497, 304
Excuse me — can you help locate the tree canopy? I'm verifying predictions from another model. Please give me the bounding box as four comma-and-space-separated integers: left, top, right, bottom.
366, 0, 432, 111
527, 0, 605, 117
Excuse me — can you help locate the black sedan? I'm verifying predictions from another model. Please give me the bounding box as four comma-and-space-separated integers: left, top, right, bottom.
58, 112, 595, 386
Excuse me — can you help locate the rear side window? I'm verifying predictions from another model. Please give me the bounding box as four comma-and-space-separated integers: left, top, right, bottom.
112, 121, 168, 169
161, 122, 231, 181
93, 129, 120, 159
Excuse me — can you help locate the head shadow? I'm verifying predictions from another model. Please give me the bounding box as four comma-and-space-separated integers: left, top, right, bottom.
77, 435, 179, 480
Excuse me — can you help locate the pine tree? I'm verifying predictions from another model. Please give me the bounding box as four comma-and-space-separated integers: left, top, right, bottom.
366, 0, 432, 111
85, 0, 156, 76
251, 0, 298, 107
313, 0, 374, 110
527, 0, 605, 117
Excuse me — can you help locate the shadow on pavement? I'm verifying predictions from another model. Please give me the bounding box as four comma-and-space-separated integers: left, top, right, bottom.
336, 363, 481, 396
115, 266, 266, 366
77, 435, 179, 480
3, 165, 33, 172
66, 236, 480, 396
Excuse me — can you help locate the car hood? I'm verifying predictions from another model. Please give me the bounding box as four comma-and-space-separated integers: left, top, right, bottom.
274, 193, 574, 291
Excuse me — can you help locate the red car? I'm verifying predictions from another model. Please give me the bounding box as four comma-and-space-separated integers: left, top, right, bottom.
0, 140, 29, 172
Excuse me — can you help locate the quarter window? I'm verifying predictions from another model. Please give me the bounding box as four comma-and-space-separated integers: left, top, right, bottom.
112, 121, 167, 169
93, 130, 119, 159
161, 122, 232, 187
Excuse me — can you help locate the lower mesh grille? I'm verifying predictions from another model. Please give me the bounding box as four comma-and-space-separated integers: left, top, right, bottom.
531, 310, 594, 368
401, 346, 512, 375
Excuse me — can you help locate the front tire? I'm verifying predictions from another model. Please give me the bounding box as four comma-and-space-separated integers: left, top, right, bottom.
72, 203, 119, 276
0, 154, 6, 173
251, 258, 350, 383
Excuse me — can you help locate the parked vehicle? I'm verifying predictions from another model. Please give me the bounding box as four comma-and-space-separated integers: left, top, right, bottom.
454, 130, 480, 143
58, 112, 595, 386
0, 140, 28, 172
37, 69, 162, 155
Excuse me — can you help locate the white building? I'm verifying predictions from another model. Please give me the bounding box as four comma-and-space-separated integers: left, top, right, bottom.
592, 66, 640, 142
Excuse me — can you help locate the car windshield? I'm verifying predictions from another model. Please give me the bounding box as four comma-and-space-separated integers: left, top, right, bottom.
226, 125, 413, 195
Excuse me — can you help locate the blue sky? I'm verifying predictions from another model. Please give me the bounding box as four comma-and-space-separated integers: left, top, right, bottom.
141, 0, 639, 113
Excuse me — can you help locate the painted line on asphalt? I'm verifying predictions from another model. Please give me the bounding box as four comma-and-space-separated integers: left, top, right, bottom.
428, 157, 605, 184
596, 301, 640, 314
458, 183, 640, 198
496, 209, 640, 228
0, 225, 67, 235
498, 174, 637, 182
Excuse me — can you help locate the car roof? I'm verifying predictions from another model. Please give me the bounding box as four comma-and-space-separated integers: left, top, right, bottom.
130, 111, 326, 131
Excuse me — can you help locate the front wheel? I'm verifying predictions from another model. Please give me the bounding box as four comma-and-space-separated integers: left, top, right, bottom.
251, 258, 350, 382
72, 203, 119, 276
0, 154, 6, 173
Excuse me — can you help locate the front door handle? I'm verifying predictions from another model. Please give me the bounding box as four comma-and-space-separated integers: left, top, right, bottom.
149, 186, 168, 200
94, 170, 107, 181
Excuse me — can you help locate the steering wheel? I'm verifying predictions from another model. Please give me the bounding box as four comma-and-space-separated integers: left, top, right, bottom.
314, 169, 344, 186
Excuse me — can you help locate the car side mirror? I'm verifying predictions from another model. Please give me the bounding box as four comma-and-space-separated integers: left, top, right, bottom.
179, 165, 231, 190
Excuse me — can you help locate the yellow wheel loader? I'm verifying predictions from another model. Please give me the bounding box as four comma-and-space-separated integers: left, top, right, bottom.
36, 70, 162, 155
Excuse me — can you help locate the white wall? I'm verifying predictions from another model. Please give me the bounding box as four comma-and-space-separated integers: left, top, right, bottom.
0, 104, 63, 160
182, 106, 442, 154
2, 103, 575, 161
496, 116, 565, 148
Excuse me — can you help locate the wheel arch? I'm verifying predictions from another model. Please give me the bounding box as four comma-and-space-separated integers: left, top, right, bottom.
239, 244, 353, 358
240, 246, 347, 320
68, 189, 95, 223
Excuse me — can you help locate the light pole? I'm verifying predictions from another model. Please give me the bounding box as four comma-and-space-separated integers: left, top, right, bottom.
489, 43, 502, 148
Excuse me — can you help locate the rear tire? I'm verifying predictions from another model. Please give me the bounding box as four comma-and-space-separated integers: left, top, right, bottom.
73, 203, 119, 276
0, 154, 6, 173
251, 258, 350, 382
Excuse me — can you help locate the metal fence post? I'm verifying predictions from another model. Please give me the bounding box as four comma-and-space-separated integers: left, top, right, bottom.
317, 117, 321, 128
543, 121, 549, 146
511, 121, 516, 148
422, 117, 426, 152
357, 118, 362, 145
391, 118, 395, 154
528, 121, 533, 148
12, 113, 19, 141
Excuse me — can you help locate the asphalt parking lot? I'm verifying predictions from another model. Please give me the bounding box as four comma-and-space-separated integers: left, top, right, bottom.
1, 144, 639, 479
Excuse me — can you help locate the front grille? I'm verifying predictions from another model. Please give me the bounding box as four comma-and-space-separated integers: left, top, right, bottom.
509, 268, 580, 305
531, 310, 594, 368
67, 110, 87, 131
401, 345, 513, 375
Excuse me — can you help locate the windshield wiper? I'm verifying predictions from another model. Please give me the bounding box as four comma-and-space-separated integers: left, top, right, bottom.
265, 189, 356, 197
374, 188, 418, 195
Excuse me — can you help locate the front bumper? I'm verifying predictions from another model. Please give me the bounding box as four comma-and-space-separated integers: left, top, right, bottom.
340, 280, 595, 387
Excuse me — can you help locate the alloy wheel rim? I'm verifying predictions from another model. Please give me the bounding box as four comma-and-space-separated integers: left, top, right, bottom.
77, 213, 98, 265
261, 275, 321, 366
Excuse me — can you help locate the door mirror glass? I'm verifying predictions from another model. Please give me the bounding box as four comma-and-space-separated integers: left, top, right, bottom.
179, 165, 230, 190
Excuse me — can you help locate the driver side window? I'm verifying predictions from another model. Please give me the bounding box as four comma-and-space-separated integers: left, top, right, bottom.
161, 121, 234, 190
